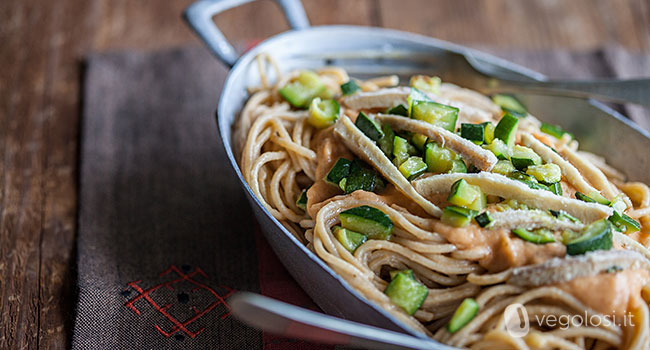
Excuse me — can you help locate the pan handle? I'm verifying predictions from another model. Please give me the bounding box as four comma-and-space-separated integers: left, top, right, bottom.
184, 0, 309, 67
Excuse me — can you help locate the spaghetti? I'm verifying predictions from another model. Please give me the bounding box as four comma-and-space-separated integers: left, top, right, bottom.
236, 54, 650, 349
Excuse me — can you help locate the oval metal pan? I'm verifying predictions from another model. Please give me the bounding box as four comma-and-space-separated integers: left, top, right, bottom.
216, 25, 650, 347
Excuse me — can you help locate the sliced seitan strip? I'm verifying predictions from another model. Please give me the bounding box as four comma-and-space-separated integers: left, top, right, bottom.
373, 113, 498, 171
340, 87, 409, 110
558, 144, 620, 199
333, 116, 442, 217
489, 209, 584, 231
521, 133, 599, 196
508, 250, 649, 287
412, 172, 613, 223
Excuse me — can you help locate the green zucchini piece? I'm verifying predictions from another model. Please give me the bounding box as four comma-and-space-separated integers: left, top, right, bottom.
308, 98, 340, 128
342, 161, 384, 194
547, 182, 563, 196
326, 158, 352, 185
377, 124, 395, 157
407, 88, 433, 116
340, 80, 361, 95
512, 228, 556, 244
491, 160, 516, 176
608, 211, 641, 234
483, 138, 510, 160
441, 206, 478, 228
491, 94, 527, 117
566, 219, 613, 255
575, 192, 596, 203
448, 179, 480, 208
494, 113, 519, 148
384, 270, 429, 315
447, 298, 479, 333
450, 159, 468, 174
410, 133, 428, 151
474, 212, 493, 228
510, 145, 542, 170
588, 191, 611, 206
424, 142, 458, 173
460, 123, 485, 144
296, 188, 308, 210
399, 156, 428, 180
333, 226, 367, 253
410, 75, 441, 94
411, 100, 459, 132
393, 136, 417, 166
508, 171, 550, 191
550, 209, 580, 223
526, 163, 562, 184
483, 122, 495, 144
339, 205, 394, 240
540, 122, 568, 139
389, 269, 414, 281
386, 104, 408, 117
355, 112, 384, 142
279, 71, 326, 108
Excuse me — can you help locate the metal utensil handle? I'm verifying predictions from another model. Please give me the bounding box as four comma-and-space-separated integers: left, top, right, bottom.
497, 78, 650, 108
183, 0, 309, 67
229, 292, 447, 350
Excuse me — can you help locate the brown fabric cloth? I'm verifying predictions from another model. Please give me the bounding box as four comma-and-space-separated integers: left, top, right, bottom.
73, 45, 649, 349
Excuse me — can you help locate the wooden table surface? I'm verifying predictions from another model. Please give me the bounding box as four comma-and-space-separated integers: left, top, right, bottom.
0, 0, 648, 348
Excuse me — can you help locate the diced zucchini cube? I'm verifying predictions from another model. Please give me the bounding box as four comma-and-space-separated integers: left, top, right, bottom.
526, 163, 561, 184
384, 270, 429, 315
460, 123, 485, 144
377, 124, 395, 157
566, 219, 613, 255
450, 159, 468, 174
355, 112, 384, 142
441, 206, 477, 227
540, 122, 567, 139
326, 158, 352, 185
491, 94, 527, 117
547, 182, 563, 196
474, 212, 493, 228
340, 80, 361, 95
393, 136, 417, 166
482, 122, 495, 144
448, 179, 485, 211
494, 113, 519, 148
424, 142, 458, 173
343, 161, 384, 194
410, 75, 441, 94
483, 138, 510, 160
410, 133, 428, 151
308, 98, 340, 128
410, 100, 459, 132
398, 156, 428, 180
510, 145, 542, 170
296, 188, 308, 210
339, 205, 393, 240
447, 298, 479, 333
389, 269, 415, 280
512, 228, 556, 244
333, 226, 367, 253
491, 160, 516, 176
279, 70, 327, 108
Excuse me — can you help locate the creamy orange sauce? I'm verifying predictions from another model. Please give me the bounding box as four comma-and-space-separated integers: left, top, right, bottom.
557, 269, 650, 320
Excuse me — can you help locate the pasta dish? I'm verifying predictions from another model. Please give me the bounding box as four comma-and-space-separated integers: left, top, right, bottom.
235, 55, 650, 349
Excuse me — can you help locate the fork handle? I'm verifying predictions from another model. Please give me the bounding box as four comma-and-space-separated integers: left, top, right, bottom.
490, 78, 650, 108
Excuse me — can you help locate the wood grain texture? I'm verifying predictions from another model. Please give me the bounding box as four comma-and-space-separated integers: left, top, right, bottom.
0, 0, 648, 348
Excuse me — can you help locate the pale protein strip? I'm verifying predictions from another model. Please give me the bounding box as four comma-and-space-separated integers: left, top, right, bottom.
520, 132, 600, 195
333, 116, 443, 217
373, 113, 498, 171
488, 209, 584, 231
412, 172, 613, 223
508, 250, 649, 287
558, 144, 621, 199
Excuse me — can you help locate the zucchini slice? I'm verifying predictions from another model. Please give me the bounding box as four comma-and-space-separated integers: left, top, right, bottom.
491, 160, 516, 176
386, 104, 408, 117
410, 75, 441, 94
608, 211, 641, 233
339, 205, 394, 240
384, 270, 429, 315
491, 94, 527, 117
410, 133, 428, 151
308, 98, 340, 128
424, 142, 458, 173
494, 113, 519, 148
526, 163, 562, 184
447, 298, 479, 333
450, 159, 468, 174
540, 122, 569, 139
510, 145, 542, 170
393, 136, 417, 166
482, 122, 495, 144
483, 138, 510, 160
474, 212, 493, 228
325, 158, 352, 185
566, 219, 613, 255
377, 124, 395, 157
279, 70, 326, 108
296, 188, 308, 210
355, 112, 384, 142
340, 80, 361, 95
460, 123, 485, 144
547, 182, 563, 196
575, 192, 596, 203
410, 100, 459, 132
333, 226, 367, 253
341, 161, 384, 194
448, 179, 486, 211
512, 228, 556, 244
398, 156, 428, 180
441, 206, 478, 227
